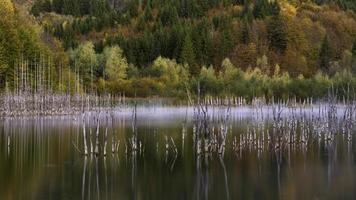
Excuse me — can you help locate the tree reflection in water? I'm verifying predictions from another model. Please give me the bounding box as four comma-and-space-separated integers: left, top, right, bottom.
0, 105, 356, 199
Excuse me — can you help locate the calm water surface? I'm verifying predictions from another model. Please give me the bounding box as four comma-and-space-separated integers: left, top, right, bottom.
0, 106, 355, 200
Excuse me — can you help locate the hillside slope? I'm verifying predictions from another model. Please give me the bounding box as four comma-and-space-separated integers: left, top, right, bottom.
0, 0, 356, 99
29, 0, 356, 76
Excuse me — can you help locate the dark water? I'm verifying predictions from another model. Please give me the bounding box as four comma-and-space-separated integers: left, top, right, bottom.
0, 107, 355, 200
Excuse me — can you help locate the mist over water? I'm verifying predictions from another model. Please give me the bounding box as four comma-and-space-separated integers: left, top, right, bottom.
0, 106, 356, 200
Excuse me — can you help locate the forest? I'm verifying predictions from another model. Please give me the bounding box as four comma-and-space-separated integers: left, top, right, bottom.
1, 0, 356, 100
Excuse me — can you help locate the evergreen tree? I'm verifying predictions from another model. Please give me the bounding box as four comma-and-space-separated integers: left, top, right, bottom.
352, 38, 356, 56
63, 0, 81, 16
82, 0, 92, 15
253, 0, 268, 19
242, 1, 254, 22
31, 0, 51, 16
270, 0, 281, 16
179, 0, 201, 18
318, 36, 333, 73
180, 34, 199, 76
241, 19, 251, 44
170, 23, 186, 60
42, 0, 52, 12
62, 24, 77, 49
351, 38, 356, 74
253, 0, 280, 19
267, 15, 288, 54
143, 1, 153, 22
128, 0, 139, 17
159, 4, 179, 26
193, 18, 214, 66
218, 28, 234, 65
197, 0, 209, 12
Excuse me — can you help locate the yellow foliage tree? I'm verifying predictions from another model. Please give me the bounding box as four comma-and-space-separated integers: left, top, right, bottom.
0, 0, 14, 18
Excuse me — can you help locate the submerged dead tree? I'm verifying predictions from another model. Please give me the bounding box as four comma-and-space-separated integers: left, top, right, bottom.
192, 95, 232, 156
0, 55, 124, 117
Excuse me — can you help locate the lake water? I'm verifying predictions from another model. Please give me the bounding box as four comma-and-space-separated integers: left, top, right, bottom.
0, 106, 355, 200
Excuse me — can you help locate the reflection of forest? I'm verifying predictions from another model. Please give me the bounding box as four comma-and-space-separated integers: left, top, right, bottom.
0, 107, 356, 199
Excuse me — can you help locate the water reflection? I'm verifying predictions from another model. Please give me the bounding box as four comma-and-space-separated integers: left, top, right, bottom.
0, 106, 356, 199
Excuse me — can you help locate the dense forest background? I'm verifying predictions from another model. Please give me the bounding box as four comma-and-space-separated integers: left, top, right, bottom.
1, 0, 356, 100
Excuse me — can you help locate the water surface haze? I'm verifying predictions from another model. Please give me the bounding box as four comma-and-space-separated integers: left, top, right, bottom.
0, 106, 355, 200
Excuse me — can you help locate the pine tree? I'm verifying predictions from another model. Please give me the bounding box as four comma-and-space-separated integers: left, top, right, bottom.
180, 0, 201, 18
197, 0, 209, 12
128, 0, 139, 17
267, 15, 288, 54
159, 4, 178, 26
52, 0, 63, 13
218, 29, 234, 64
30, 0, 56, 15
143, 1, 153, 22
91, 0, 105, 15
63, 0, 81, 16
253, 0, 280, 19
242, 1, 253, 22
270, 0, 281, 16
170, 23, 186, 59
193, 18, 214, 66
352, 38, 356, 56
351, 38, 356, 74
253, 0, 267, 19
319, 36, 333, 73
180, 34, 199, 76
241, 19, 250, 44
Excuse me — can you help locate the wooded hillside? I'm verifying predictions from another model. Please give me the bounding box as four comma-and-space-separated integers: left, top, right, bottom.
0, 0, 356, 99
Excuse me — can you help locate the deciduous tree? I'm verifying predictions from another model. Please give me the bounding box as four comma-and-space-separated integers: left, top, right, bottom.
102, 46, 128, 81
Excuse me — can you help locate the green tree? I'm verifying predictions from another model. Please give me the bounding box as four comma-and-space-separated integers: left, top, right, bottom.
63, 0, 81, 16
180, 34, 199, 76
0, 2, 19, 88
218, 28, 234, 65
128, 0, 139, 17
219, 58, 238, 82
253, 0, 280, 19
52, 0, 63, 13
179, 0, 200, 18
90, 0, 108, 16
242, 0, 254, 22
143, 1, 153, 22
267, 15, 288, 54
352, 38, 356, 56
257, 55, 270, 74
318, 36, 333, 73
72, 42, 98, 90
253, 0, 268, 19
351, 38, 356, 74
152, 56, 189, 89
102, 45, 128, 81
192, 18, 214, 66
159, 4, 179, 26
0, 45, 7, 86
199, 66, 219, 95
241, 20, 251, 44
